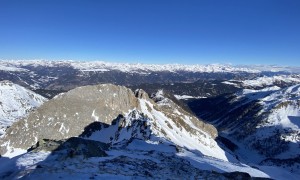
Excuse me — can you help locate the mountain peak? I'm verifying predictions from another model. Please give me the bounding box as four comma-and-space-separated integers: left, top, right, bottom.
1, 84, 222, 160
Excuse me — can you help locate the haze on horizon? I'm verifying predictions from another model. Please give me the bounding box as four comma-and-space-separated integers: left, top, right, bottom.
0, 0, 300, 66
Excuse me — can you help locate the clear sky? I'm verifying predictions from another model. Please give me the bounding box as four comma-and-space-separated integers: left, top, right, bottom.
0, 0, 300, 66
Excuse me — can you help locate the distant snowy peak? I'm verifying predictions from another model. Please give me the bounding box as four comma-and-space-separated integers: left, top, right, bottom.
223, 75, 300, 89
70, 61, 262, 73
0, 81, 47, 137
242, 75, 300, 87
2, 60, 298, 74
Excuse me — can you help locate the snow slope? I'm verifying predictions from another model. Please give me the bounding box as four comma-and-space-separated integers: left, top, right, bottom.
228, 85, 300, 169
81, 89, 227, 161
0, 81, 47, 137
237, 84, 300, 137
0, 144, 277, 179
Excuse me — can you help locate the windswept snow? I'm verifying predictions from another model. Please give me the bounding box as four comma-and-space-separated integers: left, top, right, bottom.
138, 98, 228, 161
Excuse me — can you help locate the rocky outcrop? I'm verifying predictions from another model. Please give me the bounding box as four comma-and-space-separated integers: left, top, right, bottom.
1, 84, 138, 153
28, 137, 109, 158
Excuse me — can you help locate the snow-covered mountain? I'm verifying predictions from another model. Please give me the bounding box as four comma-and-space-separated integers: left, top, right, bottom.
0, 81, 47, 137
1, 60, 300, 73
1, 83, 299, 179
0, 84, 221, 158
242, 75, 300, 88
223, 75, 300, 89
0, 60, 261, 73
188, 84, 300, 175
0, 84, 286, 179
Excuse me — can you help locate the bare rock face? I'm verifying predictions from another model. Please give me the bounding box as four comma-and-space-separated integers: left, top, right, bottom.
1, 84, 138, 153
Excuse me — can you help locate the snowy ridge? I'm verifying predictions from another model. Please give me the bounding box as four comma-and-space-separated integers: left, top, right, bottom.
0, 81, 47, 137
188, 83, 300, 177
236, 84, 300, 133
234, 85, 300, 162
256, 84, 300, 133
238, 64, 300, 73
242, 75, 300, 87
0, 59, 288, 74
83, 89, 226, 161
238, 84, 300, 131
138, 98, 226, 160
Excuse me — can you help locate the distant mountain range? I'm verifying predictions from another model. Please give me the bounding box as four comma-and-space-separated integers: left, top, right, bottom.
3, 60, 300, 73
0, 60, 298, 93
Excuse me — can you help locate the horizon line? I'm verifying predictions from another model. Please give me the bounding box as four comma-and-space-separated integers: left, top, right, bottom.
1, 59, 299, 68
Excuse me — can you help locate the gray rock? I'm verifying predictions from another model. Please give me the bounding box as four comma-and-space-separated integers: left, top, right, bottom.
28, 137, 109, 158
1, 84, 138, 153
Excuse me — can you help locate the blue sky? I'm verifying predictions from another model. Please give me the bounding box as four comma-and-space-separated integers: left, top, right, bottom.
0, 0, 300, 66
